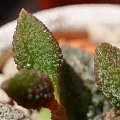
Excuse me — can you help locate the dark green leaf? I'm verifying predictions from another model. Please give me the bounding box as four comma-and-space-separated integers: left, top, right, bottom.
60, 46, 93, 120
1, 70, 54, 109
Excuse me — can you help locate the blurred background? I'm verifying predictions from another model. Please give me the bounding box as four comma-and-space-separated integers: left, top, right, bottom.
0, 0, 120, 26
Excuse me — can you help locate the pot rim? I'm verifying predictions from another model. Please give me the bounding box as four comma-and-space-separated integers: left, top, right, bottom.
0, 4, 120, 55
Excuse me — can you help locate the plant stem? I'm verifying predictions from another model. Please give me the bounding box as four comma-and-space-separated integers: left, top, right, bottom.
44, 97, 68, 120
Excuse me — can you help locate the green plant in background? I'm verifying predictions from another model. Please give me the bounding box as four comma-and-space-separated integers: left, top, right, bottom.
95, 43, 120, 108
94, 43, 120, 119
1, 8, 120, 120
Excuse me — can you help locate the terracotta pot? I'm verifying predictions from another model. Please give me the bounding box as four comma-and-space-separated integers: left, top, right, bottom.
38, 0, 120, 9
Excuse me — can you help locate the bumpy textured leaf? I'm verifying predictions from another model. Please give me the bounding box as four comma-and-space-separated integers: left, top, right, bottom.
1, 70, 54, 109
95, 42, 120, 108
12, 9, 63, 99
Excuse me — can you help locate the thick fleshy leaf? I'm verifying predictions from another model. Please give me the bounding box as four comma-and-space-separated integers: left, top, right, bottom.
1, 70, 54, 109
12, 9, 63, 99
94, 42, 120, 108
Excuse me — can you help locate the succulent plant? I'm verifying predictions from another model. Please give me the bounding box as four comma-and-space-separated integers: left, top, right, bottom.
1, 8, 116, 120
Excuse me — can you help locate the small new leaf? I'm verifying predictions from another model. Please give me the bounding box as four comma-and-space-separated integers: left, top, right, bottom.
1, 70, 54, 109
94, 42, 120, 108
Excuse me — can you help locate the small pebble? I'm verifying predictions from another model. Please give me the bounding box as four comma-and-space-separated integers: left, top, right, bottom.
0, 74, 10, 103
3, 57, 18, 77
